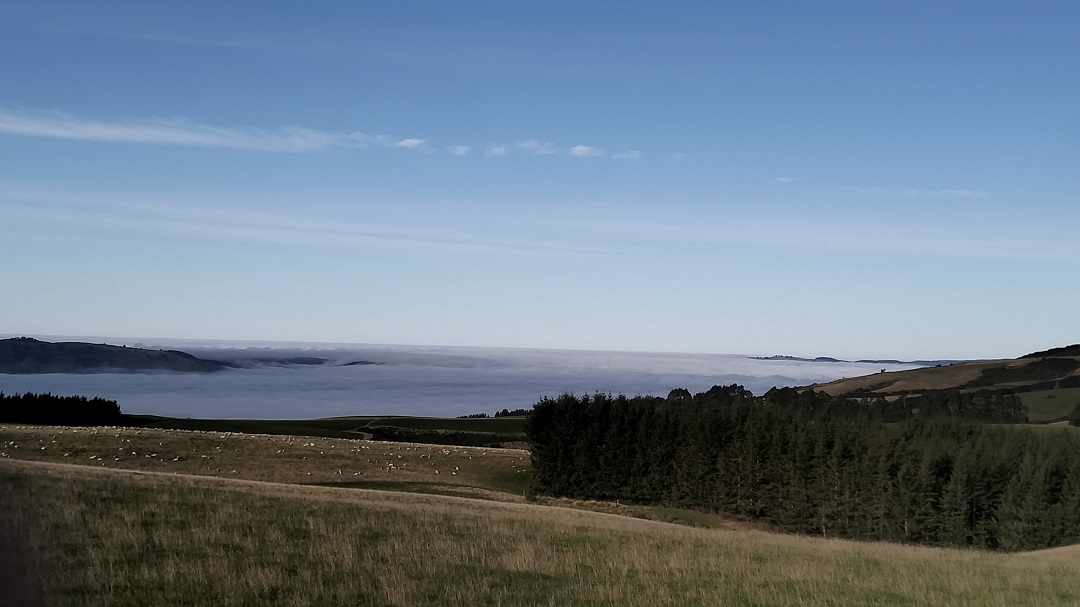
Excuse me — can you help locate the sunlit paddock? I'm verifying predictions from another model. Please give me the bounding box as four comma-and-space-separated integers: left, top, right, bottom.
2, 425, 1080, 606
0, 423, 532, 498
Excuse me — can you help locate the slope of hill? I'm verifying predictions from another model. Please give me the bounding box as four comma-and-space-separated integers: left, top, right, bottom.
2, 426, 1078, 606
1022, 344, 1080, 358
0, 337, 234, 374
811, 349, 1080, 397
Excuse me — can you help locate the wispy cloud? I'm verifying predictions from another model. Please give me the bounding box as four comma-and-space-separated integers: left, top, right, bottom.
0, 187, 612, 256
667, 153, 688, 161
4, 185, 1077, 267
484, 143, 511, 158
848, 186, 991, 198
536, 209, 1080, 264
0, 107, 651, 161
569, 145, 604, 158
393, 138, 427, 150
0, 108, 394, 152
775, 176, 796, 183
516, 139, 558, 155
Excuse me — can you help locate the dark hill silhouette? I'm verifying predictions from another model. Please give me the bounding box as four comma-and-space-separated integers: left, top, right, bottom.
0, 337, 235, 374
1022, 344, 1080, 358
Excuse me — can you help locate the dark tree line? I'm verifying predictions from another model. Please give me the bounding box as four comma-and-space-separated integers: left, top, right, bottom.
525, 385, 1080, 551
459, 408, 533, 419
842, 388, 1028, 423
0, 391, 123, 426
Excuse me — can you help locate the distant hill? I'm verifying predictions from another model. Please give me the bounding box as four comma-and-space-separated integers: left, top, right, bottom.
0, 337, 235, 374
1022, 344, 1080, 358
750, 354, 964, 366
810, 347, 1080, 396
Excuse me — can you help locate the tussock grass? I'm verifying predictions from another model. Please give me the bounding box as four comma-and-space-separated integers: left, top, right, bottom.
3, 424, 1080, 606
3, 460, 1080, 606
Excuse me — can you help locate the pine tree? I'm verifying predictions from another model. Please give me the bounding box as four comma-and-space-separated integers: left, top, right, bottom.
995, 449, 1038, 551
939, 448, 974, 547
1053, 441, 1080, 545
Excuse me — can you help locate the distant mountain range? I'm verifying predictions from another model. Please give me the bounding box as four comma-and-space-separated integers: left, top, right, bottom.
0, 337, 236, 374
749, 355, 965, 366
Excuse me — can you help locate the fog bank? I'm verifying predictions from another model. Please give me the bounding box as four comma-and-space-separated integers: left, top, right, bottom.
0, 343, 917, 419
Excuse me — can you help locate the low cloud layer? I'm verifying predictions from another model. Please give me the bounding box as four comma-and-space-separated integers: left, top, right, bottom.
0, 343, 917, 419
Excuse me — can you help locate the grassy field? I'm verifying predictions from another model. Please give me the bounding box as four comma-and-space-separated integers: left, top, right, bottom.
812, 360, 1009, 396
2, 424, 1080, 606
1022, 387, 1080, 423
128, 414, 528, 441
812, 356, 1080, 397
362, 415, 528, 433
0, 424, 531, 497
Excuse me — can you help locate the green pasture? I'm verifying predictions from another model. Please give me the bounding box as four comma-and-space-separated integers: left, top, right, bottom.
126, 414, 528, 440
1022, 387, 1080, 423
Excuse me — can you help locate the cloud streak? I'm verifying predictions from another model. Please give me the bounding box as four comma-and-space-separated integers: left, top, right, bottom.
0, 108, 393, 152
0, 187, 614, 256
847, 186, 991, 198
4, 182, 1077, 272
0, 108, 652, 162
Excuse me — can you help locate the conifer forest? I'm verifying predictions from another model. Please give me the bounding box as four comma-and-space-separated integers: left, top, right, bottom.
526, 386, 1080, 551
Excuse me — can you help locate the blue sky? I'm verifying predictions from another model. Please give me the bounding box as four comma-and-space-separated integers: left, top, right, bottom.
2, 1, 1078, 360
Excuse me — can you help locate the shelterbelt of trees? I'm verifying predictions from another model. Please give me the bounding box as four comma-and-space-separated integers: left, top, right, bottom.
525, 385, 1080, 552
0, 391, 123, 426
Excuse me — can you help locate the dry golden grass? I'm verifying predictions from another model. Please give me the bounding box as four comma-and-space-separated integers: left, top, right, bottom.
813, 360, 1010, 396
3, 424, 1080, 606
3, 459, 1080, 606
0, 423, 531, 497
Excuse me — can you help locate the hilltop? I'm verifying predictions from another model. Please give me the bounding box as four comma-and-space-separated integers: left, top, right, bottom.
0, 337, 234, 374
810, 345, 1080, 396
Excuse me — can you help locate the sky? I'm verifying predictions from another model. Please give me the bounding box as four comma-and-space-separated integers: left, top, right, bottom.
2, 1, 1078, 360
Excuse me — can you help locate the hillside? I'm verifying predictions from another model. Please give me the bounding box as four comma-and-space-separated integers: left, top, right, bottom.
1022, 344, 1080, 358
1, 425, 1079, 606
0, 337, 234, 374
810, 349, 1080, 397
